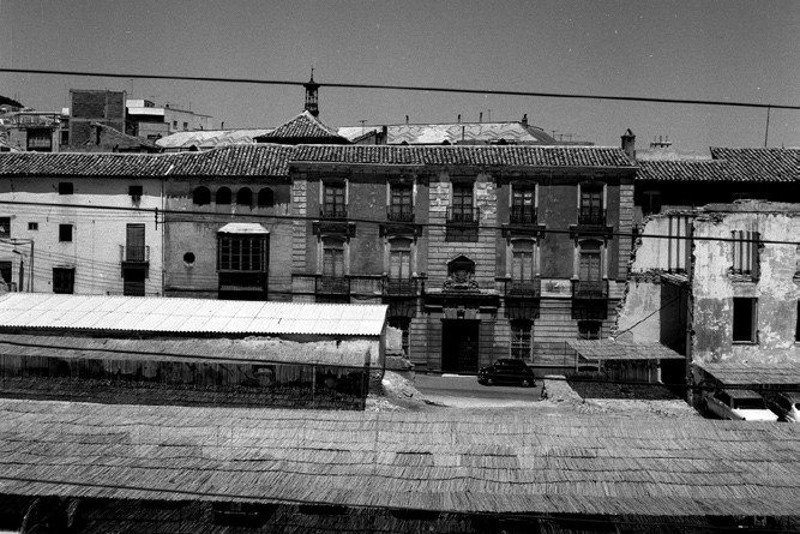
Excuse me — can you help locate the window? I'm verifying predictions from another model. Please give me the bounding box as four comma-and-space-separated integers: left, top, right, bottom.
578, 320, 601, 340
511, 186, 536, 224
193, 186, 211, 205
59, 224, 73, 242
322, 182, 346, 218
236, 187, 252, 206
183, 252, 196, 265
58, 182, 73, 195
322, 238, 345, 277
510, 320, 532, 359
732, 297, 757, 343
216, 187, 232, 205
642, 190, 662, 216
511, 240, 535, 282
183, 122, 188, 130
129, 185, 143, 201
172, 120, 178, 129
450, 182, 474, 222
257, 188, 274, 208
389, 183, 413, 221
0, 261, 11, 288
218, 235, 266, 271
125, 224, 146, 262
579, 184, 603, 225
53, 267, 75, 294
388, 238, 412, 280
731, 230, 760, 278
0, 217, 9, 238
579, 241, 602, 282
28, 222, 38, 231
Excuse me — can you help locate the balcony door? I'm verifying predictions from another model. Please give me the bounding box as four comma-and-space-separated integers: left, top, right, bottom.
126, 224, 145, 262
580, 184, 603, 222
579, 241, 602, 282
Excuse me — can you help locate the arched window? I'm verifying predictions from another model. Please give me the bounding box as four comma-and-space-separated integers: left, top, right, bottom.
192, 186, 210, 206
236, 187, 252, 206
216, 187, 231, 205
257, 187, 274, 208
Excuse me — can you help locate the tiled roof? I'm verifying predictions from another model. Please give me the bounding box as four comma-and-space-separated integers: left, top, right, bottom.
696, 360, 800, 385
569, 339, 684, 361
259, 110, 345, 140
339, 121, 559, 145
0, 144, 294, 177
0, 294, 387, 337
294, 145, 635, 168
156, 129, 273, 150
637, 159, 736, 182
0, 400, 797, 516
710, 147, 800, 182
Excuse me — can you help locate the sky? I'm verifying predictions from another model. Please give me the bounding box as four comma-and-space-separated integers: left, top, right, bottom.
1, 0, 799, 152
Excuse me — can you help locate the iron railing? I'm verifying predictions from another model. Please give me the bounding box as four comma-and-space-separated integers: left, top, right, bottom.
382, 277, 418, 296
577, 209, 606, 227
571, 279, 609, 299
446, 206, 480, 224
316, 275, 350, 295
386, 205, 415, 222
320, 205, 348, 219
120, 245, 150, 263
510, 205, 538, 225
504, 278, 542, 298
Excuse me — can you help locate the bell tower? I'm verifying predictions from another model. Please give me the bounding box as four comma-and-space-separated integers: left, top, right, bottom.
304, 68, 320, 117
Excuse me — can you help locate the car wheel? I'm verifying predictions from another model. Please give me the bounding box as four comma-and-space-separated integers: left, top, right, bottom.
486, 377, 494, 386
521, 378, 534, 388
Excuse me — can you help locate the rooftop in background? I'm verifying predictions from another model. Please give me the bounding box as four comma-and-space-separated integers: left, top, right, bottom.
0, 398, 796, 517
337, 117, 571, 145
156, 129, 273, 150
637, 147, 800, 182
254, 110, 348, 144
697, 360, 800, 386
568, 339, 685, 361
0, 294, 387, 337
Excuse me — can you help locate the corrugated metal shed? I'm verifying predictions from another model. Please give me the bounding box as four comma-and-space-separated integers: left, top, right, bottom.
0, 294, 387, 337
0, 334, 371, 367
697, 361, 800, 385
568, 339, 685, 361
0, 400, 796, 516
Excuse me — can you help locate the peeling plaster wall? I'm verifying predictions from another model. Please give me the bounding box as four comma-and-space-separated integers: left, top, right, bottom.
692, 205, 800, 365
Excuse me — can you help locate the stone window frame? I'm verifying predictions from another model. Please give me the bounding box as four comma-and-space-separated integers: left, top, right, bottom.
573, 238, 607, 281
576, 180, 607, 221
385, 236, 415, 280
506, 237, 539, 282
318, 235, 349, 277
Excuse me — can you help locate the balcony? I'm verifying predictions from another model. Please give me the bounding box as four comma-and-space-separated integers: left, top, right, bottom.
510, 205, 538, 225
316, 275, 350, 296
383, 277, 418, 296
571, 279, 609, 299
577, 209, 606, 227
504, 278, 541, 298
320, 205, 348, 219
120, 245, 149, 264
446, 206, 480, 225
386, 205, 415, 223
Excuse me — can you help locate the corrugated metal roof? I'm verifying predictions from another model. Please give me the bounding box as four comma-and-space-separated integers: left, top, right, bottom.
696, 361, 800, 385
0, 400, 796, 516
156, 129, 273, 150
217, 223, 269, 234
568, 339, 685, 361
0, 334, 371, 367
0, 294, 387, 337
338, 121, 560, 145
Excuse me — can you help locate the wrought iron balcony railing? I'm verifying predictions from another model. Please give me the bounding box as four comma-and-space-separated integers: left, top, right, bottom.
577, 209, 606, 227
316, 275, 350, 295
120, 245, 150, 263
386, 205, 415, 222
320, 205, 348, 219
571, 279, 609, 299
510, 205, 538, 225
382, 277, 418, 296
504, 278, 541, 298
446, 206, 480, 224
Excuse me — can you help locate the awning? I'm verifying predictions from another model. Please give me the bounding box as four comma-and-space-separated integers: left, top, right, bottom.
695, 361, 800, 386
217, 223, 269, 234
568, 339, 685, 362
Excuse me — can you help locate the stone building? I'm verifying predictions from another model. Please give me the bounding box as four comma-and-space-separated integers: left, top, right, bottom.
289, 144, 635, 373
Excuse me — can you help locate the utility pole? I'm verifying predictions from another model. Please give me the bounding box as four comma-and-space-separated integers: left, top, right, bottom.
764, 106, 771, 147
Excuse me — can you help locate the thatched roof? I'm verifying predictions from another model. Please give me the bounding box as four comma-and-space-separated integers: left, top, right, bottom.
0, 399, 796, 517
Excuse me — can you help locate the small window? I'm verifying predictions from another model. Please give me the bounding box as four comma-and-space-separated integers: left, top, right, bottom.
257, 188, 274, 208
183, 252, 196, 265
0, 217, 9, 238
182, 122, 188, 130
216, 187, 232, 205
172, 120, 178, 129
732, 297, 757, 343
510, 320, 532, 360
731, 230, 760, 278
58, 182, 73, 195
53, 267, 75, 294
193, 186, 211, 206
578, 320, 601, 340
28, 222, 38, 231
642, 190, 662, 216
129, 185, 143, 199
236, 187, 252, 206
59, 224, 73, 242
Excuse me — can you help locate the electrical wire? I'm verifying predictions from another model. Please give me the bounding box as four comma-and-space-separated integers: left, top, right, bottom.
2, 67, 800, 111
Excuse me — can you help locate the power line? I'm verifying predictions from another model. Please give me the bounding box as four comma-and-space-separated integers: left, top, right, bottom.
2, 67, 800, 111
0, 199, 789, 245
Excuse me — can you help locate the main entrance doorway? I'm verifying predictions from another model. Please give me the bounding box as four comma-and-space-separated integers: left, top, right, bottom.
441, 320, 480, 374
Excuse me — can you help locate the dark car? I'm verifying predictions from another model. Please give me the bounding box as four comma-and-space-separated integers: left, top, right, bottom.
477, 359, 536, 387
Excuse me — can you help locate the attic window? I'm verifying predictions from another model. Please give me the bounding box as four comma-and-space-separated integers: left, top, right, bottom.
58, 182, 73, 195
129, 185, 143, 200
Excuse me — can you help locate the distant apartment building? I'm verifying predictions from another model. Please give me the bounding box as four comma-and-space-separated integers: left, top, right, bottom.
0, 110, 64, 152
127, 99, 213, 141
68, 89, 127, 149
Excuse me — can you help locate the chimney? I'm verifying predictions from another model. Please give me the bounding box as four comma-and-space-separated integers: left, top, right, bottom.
303, 68, 320, 117
521, 113, 528, 126
621, 128, 636, 160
